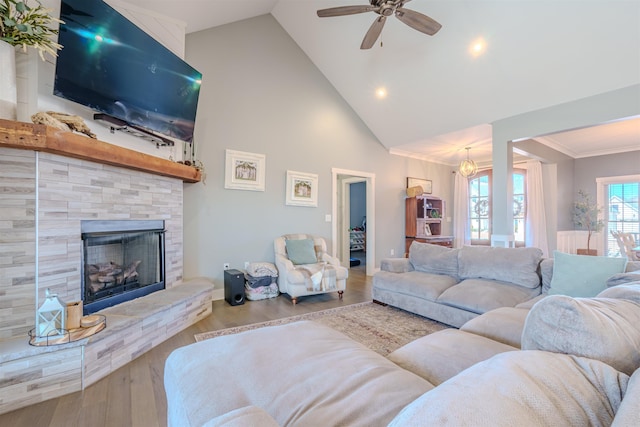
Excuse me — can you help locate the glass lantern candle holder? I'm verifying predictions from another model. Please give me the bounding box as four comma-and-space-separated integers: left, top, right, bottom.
36, 288, 66, 339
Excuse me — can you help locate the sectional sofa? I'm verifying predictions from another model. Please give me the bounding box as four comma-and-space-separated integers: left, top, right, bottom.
164, 282, 640, 426
164, 243, 640, 426
373, 242, 635, 327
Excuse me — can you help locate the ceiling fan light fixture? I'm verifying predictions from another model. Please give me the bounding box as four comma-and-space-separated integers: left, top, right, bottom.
459, 147, 478, 178
317, 0, 442, 50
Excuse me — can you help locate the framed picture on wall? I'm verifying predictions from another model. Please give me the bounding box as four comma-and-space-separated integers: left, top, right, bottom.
407, 177, 432, 194
224, 149, 266, 191
286, 170, 318, 207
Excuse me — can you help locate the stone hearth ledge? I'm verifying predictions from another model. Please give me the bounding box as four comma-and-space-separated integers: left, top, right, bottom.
0, 278, 214, 415
0, 278, 214, 364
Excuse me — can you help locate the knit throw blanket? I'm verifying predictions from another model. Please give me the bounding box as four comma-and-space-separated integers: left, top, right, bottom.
247, 262, 278, 277
297, 263, 337, 292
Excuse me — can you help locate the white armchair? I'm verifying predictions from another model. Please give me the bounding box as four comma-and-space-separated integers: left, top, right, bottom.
274, 234, 348, 304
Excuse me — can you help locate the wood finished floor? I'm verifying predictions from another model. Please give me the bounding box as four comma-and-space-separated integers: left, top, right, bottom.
1, 264, 372, 427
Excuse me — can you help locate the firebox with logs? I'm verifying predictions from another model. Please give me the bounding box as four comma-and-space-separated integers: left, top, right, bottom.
86, 260, 142, 298
81, 220, 166, 315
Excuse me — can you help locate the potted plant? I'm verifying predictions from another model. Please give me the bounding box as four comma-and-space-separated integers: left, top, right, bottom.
0, 0, 62, 120
572, 189, 604, 256
0, 0, 62, 60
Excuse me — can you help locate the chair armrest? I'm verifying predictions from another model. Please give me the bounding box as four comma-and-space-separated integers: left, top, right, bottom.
275, 254, 295, 272
275, 254, 307, 284
380, 258, 413, 273
321, 252, 341, 267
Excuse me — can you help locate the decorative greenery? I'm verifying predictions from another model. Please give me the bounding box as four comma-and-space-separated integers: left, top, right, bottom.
0, 0, 62, 60
572, 189, 604, 252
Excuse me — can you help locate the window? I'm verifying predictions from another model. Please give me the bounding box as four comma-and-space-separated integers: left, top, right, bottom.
469, 169, 527, 246
605, 181, 639, 257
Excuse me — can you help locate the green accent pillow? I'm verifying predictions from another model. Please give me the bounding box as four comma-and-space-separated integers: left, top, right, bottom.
548, 251, 627, 297
285, 239, 318, 265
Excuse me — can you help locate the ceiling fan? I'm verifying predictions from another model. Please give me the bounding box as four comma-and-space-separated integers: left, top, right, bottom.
317, 0, 442, 49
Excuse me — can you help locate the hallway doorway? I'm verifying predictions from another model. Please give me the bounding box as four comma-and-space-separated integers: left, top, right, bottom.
332, 168, 375, 276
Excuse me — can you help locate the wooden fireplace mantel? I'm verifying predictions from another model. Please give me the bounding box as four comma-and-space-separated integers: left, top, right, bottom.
0, 119, 202, 183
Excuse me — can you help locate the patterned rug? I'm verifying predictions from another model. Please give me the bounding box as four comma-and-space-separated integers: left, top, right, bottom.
194, 302, 450, 356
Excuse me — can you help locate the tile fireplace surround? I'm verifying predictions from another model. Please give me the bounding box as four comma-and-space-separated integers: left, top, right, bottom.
0, 120, 213, 414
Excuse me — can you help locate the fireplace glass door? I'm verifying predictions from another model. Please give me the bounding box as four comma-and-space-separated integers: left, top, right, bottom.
81, 220, 165, 314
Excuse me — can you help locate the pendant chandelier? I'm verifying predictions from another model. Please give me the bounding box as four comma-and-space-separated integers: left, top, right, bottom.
459, 147, 478, 178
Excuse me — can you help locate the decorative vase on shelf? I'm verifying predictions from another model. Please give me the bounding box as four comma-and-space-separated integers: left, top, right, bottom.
0, 40, 17, 120
0, 0, 64, 121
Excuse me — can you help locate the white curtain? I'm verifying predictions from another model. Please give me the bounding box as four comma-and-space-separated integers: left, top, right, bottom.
453, 172, 470, 248
525, 160, 549, 257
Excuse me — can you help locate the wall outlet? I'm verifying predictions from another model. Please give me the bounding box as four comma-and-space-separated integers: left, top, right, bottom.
390, 249, 395, 256
223, 263, 230, 270
244, 261, 250, 269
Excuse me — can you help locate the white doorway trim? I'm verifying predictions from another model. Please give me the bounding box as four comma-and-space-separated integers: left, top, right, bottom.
332, 168, 375, 276
596, 174, 640, 256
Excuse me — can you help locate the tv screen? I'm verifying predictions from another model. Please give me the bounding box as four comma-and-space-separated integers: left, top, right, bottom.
54, 0, 202, 143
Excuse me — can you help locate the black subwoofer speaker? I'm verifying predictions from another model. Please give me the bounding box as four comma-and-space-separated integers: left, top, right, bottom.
224, 269, 245, 306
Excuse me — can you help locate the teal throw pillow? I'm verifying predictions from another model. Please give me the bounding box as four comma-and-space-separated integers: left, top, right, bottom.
548, 251, 627, 297
285, 239, 318, 265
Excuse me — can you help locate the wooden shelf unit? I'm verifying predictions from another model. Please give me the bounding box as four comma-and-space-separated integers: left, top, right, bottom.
405, 195, 453, 252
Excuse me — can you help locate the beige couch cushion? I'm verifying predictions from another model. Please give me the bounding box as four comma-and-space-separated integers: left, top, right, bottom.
522, 295, 640, 375
389, 351, 628, 427
437, 278, 540, 314
165, 321, 433, 427
612, 368, 640, 426
598, 283, 640, 304
374, 270, 458, 302
460, 307, 529, 348
202, 406, 279, 427
388, 329, 517, 385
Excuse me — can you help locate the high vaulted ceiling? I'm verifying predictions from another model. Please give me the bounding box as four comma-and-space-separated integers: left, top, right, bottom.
125, 0, 640, 165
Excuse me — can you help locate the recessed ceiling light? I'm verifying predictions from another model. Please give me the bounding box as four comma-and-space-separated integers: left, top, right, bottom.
469, 38, 486, 57
375, 87, 387, 99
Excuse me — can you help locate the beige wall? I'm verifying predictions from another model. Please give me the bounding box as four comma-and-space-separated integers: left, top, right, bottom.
183, 15, 454, 288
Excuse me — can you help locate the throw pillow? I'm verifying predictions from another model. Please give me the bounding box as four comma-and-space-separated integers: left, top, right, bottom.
548, 251, 627, 297
521, 294, 640, 375
409, 241, 459, 277
285, 239, 317, 265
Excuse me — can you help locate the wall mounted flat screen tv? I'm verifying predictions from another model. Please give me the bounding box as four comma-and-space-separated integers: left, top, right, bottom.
54, 0, 202, 143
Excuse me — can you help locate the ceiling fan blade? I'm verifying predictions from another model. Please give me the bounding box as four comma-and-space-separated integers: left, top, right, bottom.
395, 7, 442, 35
317, 5, 376, 17
361, 16, 386, 49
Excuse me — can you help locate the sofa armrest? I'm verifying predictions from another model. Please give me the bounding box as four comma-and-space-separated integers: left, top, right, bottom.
381, 258, 414, 273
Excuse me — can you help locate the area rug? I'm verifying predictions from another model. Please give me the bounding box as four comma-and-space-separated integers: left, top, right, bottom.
194, 302, 450, 356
